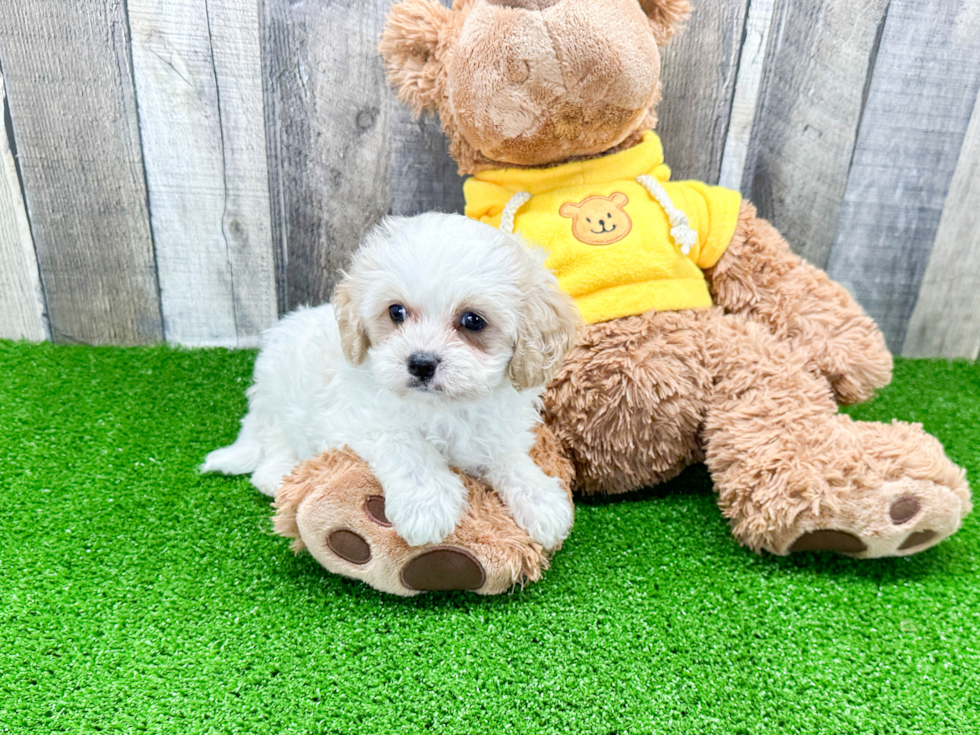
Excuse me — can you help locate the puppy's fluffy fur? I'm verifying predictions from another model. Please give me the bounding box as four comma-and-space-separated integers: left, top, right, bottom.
202, 213, 581, 548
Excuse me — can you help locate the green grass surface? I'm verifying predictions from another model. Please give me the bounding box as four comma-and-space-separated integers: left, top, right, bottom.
1, 340, 979, 734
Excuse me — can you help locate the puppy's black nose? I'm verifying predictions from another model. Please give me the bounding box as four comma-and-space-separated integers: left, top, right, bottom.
407, 353, 440, 382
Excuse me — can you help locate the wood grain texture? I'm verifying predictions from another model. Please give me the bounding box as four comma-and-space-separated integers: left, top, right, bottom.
717, 0, 775, 191
0, 71, 46, 341
262, 0, 392, 312
826, 0, 980, 353
129, 0, 277, 347
0, 0, 161, 345
657, 0, 749, 184
741, 0, 889, 269
903, 92, 980, 359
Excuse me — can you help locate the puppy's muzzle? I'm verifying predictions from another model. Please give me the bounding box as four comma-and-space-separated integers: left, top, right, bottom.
407, 352, 440, 384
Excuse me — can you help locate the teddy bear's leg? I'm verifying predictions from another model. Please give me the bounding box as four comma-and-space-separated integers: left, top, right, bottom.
544, 308, 716, 496
705, 202, 893, 405
271, 427, 574, 596
703, 313, 971, 557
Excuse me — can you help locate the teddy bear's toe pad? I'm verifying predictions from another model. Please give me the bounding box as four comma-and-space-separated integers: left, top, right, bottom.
401, 547, 487, 591
789, 530, 867, 553
326, 529, 372, 564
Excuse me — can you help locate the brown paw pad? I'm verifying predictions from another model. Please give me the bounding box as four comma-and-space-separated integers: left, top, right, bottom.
364, 495, 392, 526
326, 529, 372, 565
889, 496, 920, 525
898, 530, 937, 550
789, 530, 867, 554
401, 547, 487, 591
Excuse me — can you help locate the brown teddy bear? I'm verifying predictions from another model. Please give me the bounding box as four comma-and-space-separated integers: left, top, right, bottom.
272, 0, 971, 595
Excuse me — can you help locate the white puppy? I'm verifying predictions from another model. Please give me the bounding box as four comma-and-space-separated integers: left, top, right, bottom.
202, 213, 581, 548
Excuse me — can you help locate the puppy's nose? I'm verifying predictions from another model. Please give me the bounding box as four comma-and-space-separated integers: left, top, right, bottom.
407, 353, 440, 383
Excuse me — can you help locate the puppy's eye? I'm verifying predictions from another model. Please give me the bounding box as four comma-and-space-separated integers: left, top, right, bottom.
389, 304, 407, 324
460, 312, 487, 332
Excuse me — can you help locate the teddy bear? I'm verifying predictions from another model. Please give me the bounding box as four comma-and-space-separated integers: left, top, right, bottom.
272, 0, 971, 596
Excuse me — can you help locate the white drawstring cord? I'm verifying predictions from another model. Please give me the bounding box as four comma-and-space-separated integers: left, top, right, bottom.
636, 175, 698, 255
499, 191, 532, 234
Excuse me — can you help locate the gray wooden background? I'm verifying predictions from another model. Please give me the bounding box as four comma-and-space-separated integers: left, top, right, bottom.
0, 0, 978, 358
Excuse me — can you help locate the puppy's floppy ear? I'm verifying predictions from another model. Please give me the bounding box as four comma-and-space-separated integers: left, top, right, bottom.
637, 0, 692, 45
509, 254, 582, 391
332, 276, 370, 366
379, 0, 453, 116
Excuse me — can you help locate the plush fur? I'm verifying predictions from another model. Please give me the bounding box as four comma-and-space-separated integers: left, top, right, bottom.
270, 0, 971, 595
205, 213, 580, 549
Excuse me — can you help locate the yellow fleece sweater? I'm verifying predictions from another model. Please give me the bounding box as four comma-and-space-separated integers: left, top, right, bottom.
464, 131, 742, 324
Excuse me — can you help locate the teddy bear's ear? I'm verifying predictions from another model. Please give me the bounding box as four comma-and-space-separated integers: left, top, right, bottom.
637, 0, 692, 45
379, 0, 453, 116
610, 192, 630, 208
558, 203, 580, 218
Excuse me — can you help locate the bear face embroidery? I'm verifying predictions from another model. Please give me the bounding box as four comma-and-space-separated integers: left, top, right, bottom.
559, 192, 632, 245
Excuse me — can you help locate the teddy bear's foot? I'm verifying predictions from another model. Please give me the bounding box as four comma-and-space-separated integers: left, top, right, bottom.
773, 475, 970, 558
271, 430, 574, 596
715, 416, 971, 560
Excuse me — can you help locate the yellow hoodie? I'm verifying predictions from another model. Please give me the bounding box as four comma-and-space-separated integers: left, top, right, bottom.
464, 132, 741, 325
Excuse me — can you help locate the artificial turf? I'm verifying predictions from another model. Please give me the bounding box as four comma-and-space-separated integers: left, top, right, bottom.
1, 339, 978, 734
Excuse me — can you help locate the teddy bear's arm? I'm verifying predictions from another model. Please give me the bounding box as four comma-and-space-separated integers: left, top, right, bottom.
704, 201, 893, 405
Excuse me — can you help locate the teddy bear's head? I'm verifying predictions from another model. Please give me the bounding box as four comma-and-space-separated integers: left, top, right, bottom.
380, 0, 691, 174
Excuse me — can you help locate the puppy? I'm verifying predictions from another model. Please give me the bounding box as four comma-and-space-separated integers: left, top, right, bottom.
202, 213, 581, 548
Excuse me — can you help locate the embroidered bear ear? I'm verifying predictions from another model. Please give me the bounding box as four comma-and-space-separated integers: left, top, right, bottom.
637, 0, 692, 45
379, 0, 454, 116
610, 192, 630, 208
559, 202, 581, 218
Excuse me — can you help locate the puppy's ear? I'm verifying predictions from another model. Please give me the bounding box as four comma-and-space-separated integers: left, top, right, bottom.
509, 257, 582, 391
638, 0, 692, 45
332, 277, 370, 366
379, 0, 453, 116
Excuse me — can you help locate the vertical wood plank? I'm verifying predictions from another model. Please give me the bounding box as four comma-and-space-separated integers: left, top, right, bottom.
262, 0, 392, 311
129, 0, 277, 347
717, 0, 775, 191
388, 0, 462, 217
903, 92, 980, 360
390, 109, 464, 217
741, 0, 889, 268
657, 0, 749, 184
826, 0, 980, 353
0, 0, 162, 345
0, 71, 46, 341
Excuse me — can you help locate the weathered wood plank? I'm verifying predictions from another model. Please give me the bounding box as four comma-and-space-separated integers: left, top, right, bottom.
390, 108, 464, 217
129, 0, 277, 347
741, 0, 889, 268
262, 0, 392, 311
0, 0, 161, 344
0, 71, 46, 341
717, 0, 775, 191
388, 0, 462, 217
657, 0, 749, 184
826, 0, 980, 353
903, 91, 980, 360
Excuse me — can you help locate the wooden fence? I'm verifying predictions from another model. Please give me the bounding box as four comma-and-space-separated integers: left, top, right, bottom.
0, 0, 978, 357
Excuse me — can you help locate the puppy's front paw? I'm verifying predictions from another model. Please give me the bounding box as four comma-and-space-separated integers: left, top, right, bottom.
506, 475, 574, 550
384, 476, 468, 547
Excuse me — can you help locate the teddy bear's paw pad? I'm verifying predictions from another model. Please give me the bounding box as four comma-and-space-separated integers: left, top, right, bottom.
889, 495, 920, 524
364, 495, 392, 526
326, 529, 372, 565
401, 547, 487, 591
789, 530, 867, 554
898, 529, 937, 550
